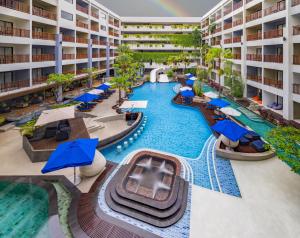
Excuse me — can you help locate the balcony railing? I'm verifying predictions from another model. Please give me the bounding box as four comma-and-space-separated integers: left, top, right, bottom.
32, 6, 56, 20
62, 70, 75, 75
92, 53, 99, 58
100, 53, 106, 57
223, 7, 232, 16
264, 1, 285, 16
233, 19, 243, 27
92, 39, 100, 45
32, 31, 55, 40
76, 38, 88, 44
0, 80, 29, 92
91, 12, 99, 18
233, 53, 241, 59
0, 27, 30, 38
76, 54, 88, 59
62, 35, 75, 42
76, 4, 88, 14
0, 0, 29, 13
264, 28, 283, 39
100, 41, 107, 46
224, 38, 232, 44
32, 54, 55, 62
232, 36, 242, 43
109, 20, 114, 25
233, 1, 243, 10
247, 32, 262, 41
247, 75, 262, 83
293, 25, 300, 35
247, 54, 262, 61
212, 40, 221, 46
76, 20, 88, 29
223, 22, 232, 30
293, 55, 300, 65
264, 77, 283, 89
246, 10, 262, 22
91, 25, 99, 31
293, 84, 300, 94
32, 76, 48, 85
292, 0, 300, 6
264, 54, 283, 63
214, 27, 222, 34
0, 55, 29, 64
62, 54, 75, 60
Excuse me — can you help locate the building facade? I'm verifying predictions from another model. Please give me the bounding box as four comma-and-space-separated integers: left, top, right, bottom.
0, 0, 121, 101
200, 0, 300, 121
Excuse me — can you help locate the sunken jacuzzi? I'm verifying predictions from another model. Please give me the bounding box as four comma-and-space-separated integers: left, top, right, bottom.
105, 151, 189, 227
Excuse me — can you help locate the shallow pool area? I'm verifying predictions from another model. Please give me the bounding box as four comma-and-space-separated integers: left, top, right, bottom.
0, 181, 49, 238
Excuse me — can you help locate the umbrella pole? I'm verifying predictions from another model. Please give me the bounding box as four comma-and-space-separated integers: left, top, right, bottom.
74, 167, 76, 184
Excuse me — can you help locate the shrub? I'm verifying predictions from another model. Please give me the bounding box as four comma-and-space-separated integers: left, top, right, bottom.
20, 119, 37, 137
0, 116, 6, 125
193, 80, 203, 97
184, 68, 197, 75
145, 75, 150, 81
167, 70, 174, 78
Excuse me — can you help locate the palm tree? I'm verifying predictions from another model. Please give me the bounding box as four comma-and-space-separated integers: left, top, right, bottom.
82, 67, 98, 88
205, 47, 232, 96
47, 73, 74, 102
179, 52, 190, 73
110, 75, 131, 105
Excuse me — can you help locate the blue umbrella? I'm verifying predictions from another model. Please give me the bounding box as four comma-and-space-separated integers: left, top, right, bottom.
97, 84, 110, 91
208, 98, 230, 108
185, 73, 192, 77
74, 93, 99, 103
211, 120, 249, 142
181, 90, 195, 97
42, 138, 99, 184
186, 79, 194, 86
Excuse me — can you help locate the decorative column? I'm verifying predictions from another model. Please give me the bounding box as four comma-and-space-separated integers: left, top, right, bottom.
55, 33, 62, 74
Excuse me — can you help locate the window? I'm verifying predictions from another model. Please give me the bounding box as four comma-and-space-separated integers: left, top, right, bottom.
101, 25, 106, 31
61, 11, 73, 21
0, 72, 13, 84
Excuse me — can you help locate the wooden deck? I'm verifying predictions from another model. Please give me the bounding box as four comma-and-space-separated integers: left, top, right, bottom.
30, 118, 90, 150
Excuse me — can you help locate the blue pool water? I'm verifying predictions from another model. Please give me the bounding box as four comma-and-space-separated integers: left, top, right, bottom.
101, 82, 212, 162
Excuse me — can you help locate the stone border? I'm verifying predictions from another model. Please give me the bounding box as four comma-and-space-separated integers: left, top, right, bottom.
215, 138, 276, 161
0, 176, 65, 238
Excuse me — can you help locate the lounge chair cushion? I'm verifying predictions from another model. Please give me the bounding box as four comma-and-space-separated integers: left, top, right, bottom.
250, 140, 266, 152
239, 136, 250, 145
56, 127, 71, 141
244, 131, 260, 140
44, 127, 57, 138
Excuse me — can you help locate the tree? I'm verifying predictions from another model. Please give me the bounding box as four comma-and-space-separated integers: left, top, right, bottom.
110, 75, 131, 105
47, 73, 74, 102
191, 28, 203, 65
266, 126, 300, 173
205, 47, 232, 96
193, 79, 203, 97
116, 44, 132, 56
178, 52, 190, 73
83, 67, 98, 88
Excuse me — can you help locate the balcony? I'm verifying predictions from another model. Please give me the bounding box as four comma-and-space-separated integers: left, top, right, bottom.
91, 25, 99, 32
233, 53, 241, 60
233, 19, 243, 27
0, 27, 30, 38
233, 1, 243, 10
247, 32, 262, 41
0, 0, 29, 13
76, 54, 88, 59
293, 25, 300, 35
76, 4, 88, 14
246, 10, 262, 22
0, 55, 29, 64
223, 22, 232, 30
292, 0, 300, 6
264, 77, 283, 89
293, 55, 300, 65
264, 28, 283, 39
32, 6, 56, 20
76, 37, 88, 44
211, 40, 221, 46
63, 70, 75, 75
92, 39, 100, 45
32, 76, 48, 85
264, 54, 283, 63
62, 35, 75, 42
92, 53, 99, 58
76, 20, 88, 29
223, 7, 232, 16
293, 84, 300, 94
0, 80, 29, 92
233, 36, 242, 43
247, 75, 262, 83
91, 12, 99, 19
247, 54, 262, 61
214, 27, 222, 34
224, 38, 232, 44
216, 14, 221, 20
32, 54, 55, 62
32, 31, 55, 41
62, 54, 75, 60
109, 20, 114, 25
100, 52, 106, 57
264, 1, 285, 16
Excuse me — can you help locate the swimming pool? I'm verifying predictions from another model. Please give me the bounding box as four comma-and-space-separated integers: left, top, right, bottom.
101, 83, 241, 197
0, 181, 49, 238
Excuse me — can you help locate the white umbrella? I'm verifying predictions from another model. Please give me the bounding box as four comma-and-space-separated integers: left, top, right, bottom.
179, 86, 193, 92
35, 106, 75, 126
220, 107, 241, 117
88, 89, 104, 95
204, 92, 219, 99
189, 76, 197, 80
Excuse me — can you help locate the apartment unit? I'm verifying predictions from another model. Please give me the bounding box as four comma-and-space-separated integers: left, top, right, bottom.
0, 0, 121, 101
121, 17, 201, 69
200, 0, 300, 121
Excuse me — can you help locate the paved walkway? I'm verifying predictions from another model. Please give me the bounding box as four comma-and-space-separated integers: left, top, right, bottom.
190, 157, 300, 238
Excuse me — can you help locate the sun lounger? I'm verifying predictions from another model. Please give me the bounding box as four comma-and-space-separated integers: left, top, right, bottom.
250, 139, 266, 152
56, 127, 71, 141
244, 131, 260, 141
44, 127, 57, 138
239, 136, 250, 145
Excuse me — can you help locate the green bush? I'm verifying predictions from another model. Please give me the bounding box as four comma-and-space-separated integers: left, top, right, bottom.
0, 116, 6, 125
231, 76, 244, 98
145, 75, 150, 81
167, 70, 174, 78
184, 68, 197, 75
20, 119, 37, 137
193, 80, 203, 97
50, 102, 79, 109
